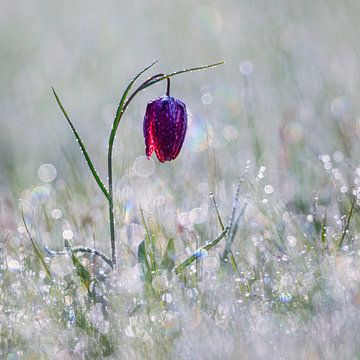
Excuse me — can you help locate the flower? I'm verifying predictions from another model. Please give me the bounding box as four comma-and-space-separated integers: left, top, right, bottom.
143, 95, 187, 162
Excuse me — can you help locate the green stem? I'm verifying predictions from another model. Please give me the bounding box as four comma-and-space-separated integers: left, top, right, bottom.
338, 196, 356, 249
107, 73, 167, 266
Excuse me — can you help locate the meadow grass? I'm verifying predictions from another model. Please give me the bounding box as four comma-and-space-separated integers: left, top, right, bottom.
2, 62, 360, 359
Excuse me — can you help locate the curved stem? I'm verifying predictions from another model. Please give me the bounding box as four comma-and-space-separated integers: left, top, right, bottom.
106, 61, 223, 267
107, 73, 168, 267
46, 246, 113, 268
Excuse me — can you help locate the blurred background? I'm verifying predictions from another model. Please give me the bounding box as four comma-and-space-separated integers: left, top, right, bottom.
1, 0, 360, 235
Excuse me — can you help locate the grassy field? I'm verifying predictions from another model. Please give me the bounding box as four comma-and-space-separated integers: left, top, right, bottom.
2, 1, 360, 359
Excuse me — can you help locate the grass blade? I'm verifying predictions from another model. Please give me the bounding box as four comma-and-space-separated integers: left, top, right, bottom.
338, 196, 356, 249
21, 211, 51, 279
64, 240, 92, 292
175, 228, 228, 275
52, 87, 110, 201
160, 238, 175, 270
140, 208, 158, 273
138, 61, 225, 91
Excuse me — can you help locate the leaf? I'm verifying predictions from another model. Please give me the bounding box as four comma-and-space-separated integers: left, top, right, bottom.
138, 61, 225, 91
140, 208, 158, 273
160, 238, 175, 270
52, 87, 110, 201
338, 196, 356, 249
175, 228, 228, 275
321, 211, 327, 246
137, 240, 150, 271
21, 211, 52, 280
65, 240, 92, 292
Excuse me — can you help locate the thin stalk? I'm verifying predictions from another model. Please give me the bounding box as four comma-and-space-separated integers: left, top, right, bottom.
45, 246, 113, 268
174, 227, 228, 275
107, 73, 167, 266
338, 196, 356, 249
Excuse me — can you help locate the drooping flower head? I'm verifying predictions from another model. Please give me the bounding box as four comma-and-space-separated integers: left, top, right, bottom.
143, 95, 187, 162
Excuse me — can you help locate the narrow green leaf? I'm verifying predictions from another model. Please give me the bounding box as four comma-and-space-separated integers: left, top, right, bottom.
138, 240, 151, 272
160, 238, 175, 270
21, 211, 52, 279
321, 211, 327, 246
140, 209, 158, 273
338, 197, 356, 249
64, 240, 92, 291
175, 228, 228, 275
138, 61, 224, 91
52, 87, 110, 201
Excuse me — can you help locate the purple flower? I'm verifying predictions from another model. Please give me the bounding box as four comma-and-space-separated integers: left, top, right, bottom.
143, 95, 187, 162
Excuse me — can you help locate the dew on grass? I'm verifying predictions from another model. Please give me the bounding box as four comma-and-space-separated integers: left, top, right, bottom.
287, 235, 297, 247
279, 292, 292, 303
116, 266, 143, 294
51, 208, 62, 219
38, 164, 57, 183
162, 293, 173, 303
152, 275, 169, 292
186, 287, 199, 300
133, 156, 155, 177
62, 229, 73, 240
7, 259, 21, 272
320, 154, 331, 163
282, 212, 292, 222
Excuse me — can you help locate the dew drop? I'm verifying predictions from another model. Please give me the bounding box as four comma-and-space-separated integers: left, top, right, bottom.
264, 185, 274, 194
152, 275, 169, 292
38, 163, 57, 183
51, 208, 62, 219
62, 229, 73, 240
133, 156, 155, 178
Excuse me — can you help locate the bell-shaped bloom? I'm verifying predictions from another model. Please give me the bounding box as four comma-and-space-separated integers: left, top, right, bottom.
143, 95, 187, 162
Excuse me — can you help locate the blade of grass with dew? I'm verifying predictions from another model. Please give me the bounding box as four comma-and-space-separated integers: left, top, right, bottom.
210, 191, 240, 274
21, 211, 51, 280
160, 238, 175, 270
222, 179, 244, 261
338, 196, 356, 250
138, 240, 151, 275
174, 227, 228, 275
138, 61, 224, 91
140, 208, 158, 274
64, 240, 93, 293
321, 210, 327, 248
46, 246, 113, 269
52, 87, 110, 201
